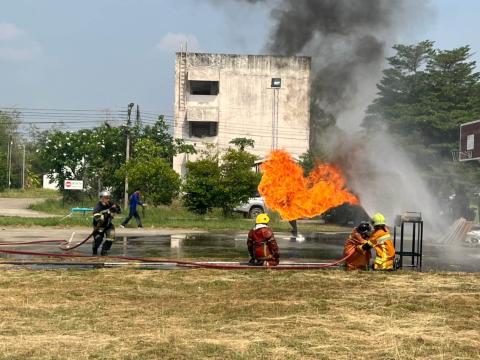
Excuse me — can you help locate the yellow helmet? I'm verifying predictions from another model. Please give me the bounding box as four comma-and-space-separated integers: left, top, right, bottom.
255, 213, 270, 224
371, 213, 386, 226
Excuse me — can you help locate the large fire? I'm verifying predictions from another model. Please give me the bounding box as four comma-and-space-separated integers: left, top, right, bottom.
258, 150, 359, 221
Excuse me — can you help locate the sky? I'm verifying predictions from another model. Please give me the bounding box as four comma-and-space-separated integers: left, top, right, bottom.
1, 0, 480, 122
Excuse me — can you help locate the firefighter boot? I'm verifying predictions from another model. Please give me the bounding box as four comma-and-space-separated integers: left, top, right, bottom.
92, 235, 103, 256
100, 240, 113, 256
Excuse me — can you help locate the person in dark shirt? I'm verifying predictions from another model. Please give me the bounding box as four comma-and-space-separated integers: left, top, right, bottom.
120, 189, 146, 228
92, 190, 121, 256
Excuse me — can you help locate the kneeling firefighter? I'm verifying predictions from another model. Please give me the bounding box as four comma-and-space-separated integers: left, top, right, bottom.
92, 190, 121, 256
359, 213, 395, 270
247, 213, 280, 266
344, 221, 372, 271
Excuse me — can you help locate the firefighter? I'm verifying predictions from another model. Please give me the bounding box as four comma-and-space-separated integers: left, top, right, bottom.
359, 213, 395, 270
92, 190, 121, 256
247, 213, 280, 266
344, 221, 372, 271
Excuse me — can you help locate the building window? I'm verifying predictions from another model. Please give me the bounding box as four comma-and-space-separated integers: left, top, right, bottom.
189, 80, 219, 95
189, 121, 218, 138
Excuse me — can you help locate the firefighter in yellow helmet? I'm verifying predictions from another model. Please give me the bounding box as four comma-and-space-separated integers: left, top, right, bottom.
358, 213, 395, 270
247, 213, 280, 266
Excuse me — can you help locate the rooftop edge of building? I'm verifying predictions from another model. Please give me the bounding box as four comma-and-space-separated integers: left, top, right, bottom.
176, 51, 311, 70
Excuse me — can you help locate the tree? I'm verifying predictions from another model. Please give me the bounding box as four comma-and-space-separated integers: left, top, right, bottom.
116, 139, 181, 205
142, 115, 196, 164
365, 41, 480, 193
218, 147, 261, 215
182, 143, 260, 215
229, 137, 255, 151
182, 151, 222, 215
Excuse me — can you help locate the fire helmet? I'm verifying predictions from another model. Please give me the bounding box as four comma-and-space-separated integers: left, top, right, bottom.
99, 190, 111, 198
255, 213, 270, 224
356, 221, 372, 236
371, 213, 386, 226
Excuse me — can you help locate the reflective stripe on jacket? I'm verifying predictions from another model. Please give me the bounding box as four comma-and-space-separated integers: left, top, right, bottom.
367, 228, 395, 270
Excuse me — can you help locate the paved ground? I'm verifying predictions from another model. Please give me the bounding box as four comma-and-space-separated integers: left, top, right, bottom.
0, 198, 58, 218
0, 227, 205, 243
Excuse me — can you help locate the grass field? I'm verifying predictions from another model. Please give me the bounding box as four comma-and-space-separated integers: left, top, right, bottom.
0, 188, 59, 198
11, 198, 349, 232
0, 268, 478, 359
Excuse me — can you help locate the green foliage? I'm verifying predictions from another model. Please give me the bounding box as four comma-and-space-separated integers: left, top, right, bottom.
366, 41, 480, 191
229, 137, 255, 151
32, 116, 193, 200
218, 147, 261, 215
142, 116, 196, 164
182, 153, 222, 215
116, 139, 181, 206
182, 145, 260, 215
298, 149, 328, 176
0, 110, 22, 189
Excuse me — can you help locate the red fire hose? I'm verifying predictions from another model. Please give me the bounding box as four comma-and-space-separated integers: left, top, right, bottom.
0, 237, 355, 270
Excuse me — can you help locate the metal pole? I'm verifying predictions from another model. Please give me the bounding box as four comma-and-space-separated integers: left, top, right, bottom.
124, 103, 134, 211
7, 138, 12, 189
22, 144, 25, 190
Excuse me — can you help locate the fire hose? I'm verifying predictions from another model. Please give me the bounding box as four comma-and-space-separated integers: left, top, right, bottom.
0, 236, 356, 270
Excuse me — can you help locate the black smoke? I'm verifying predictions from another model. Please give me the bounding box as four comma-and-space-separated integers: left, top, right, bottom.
228, 0, 423, 149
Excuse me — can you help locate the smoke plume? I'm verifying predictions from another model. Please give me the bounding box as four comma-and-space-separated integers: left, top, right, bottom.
226, 0, 443, 237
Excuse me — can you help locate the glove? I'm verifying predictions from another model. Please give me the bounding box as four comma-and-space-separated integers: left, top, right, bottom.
361, 242, 372, 251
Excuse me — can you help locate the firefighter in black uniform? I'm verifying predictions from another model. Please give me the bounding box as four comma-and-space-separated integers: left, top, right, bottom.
92, 190, 121, 256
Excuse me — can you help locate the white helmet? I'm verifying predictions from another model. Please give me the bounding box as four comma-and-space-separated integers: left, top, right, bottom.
99, 190, 111, 198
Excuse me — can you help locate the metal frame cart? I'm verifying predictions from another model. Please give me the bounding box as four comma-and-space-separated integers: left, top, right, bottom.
393, 212, 423, 269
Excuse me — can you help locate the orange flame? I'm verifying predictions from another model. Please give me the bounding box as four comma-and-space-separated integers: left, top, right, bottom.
258, 150, 359, 221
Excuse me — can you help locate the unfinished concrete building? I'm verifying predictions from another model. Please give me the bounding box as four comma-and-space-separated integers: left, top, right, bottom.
173, 52, 311, 176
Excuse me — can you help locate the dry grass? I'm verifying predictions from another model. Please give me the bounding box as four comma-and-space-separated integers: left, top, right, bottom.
0, 269, 478, 359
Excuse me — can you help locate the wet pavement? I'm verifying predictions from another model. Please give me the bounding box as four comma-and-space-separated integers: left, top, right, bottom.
1, 230, 479, 272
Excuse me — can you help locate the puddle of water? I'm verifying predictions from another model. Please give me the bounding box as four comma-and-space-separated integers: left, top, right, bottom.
1, 231, 479, 272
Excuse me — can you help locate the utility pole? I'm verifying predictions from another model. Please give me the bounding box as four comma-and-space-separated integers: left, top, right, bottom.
7, 137, 12, 189
124, 103, 135, 211
21, 144, 26, 190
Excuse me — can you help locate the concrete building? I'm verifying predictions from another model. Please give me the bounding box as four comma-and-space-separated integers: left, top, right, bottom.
173, 52, 311, 176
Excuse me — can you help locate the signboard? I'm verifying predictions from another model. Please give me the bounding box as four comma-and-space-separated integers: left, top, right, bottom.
459, 119, 480, 161
64, 180, 84, 190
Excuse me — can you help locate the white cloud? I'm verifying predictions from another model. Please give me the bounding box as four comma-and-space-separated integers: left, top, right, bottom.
0, 23, 41, 61
155, 32, 200, 53
0, 22, 25, 41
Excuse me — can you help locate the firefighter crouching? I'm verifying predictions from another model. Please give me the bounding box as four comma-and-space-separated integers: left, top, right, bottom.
247, 213, 280, 266
92, 190, 121, 256
358, 213, 395, 270
344, 221, 372, 271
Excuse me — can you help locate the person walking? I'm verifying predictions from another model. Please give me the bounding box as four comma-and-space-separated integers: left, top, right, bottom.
120, 189, 146, 228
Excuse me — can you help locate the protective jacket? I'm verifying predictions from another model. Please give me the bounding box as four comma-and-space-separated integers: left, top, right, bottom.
93, 201, 116, 230
343, 231, 371, 270
247, 224, 280, 266
366, 227, 395, 270
92, 201, 120, 256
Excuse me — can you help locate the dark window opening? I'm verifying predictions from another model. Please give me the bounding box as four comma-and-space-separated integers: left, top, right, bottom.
189, 121, 218, 138
189, 80, 219, 95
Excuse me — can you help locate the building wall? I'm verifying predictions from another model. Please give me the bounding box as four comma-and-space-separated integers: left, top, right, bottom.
173, 52, 311, 176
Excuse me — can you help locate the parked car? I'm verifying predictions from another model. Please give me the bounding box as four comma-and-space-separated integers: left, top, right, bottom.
234, 196, 266, 219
